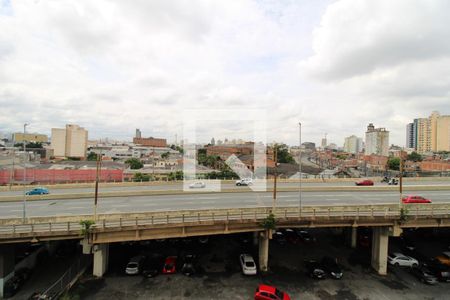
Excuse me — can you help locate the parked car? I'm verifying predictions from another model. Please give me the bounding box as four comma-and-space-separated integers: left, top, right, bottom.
162, 256, 177, 274
25, 187, 49, 195
435, 252, 450, 267
125, 255, 146, 275
236, 178, 253, 186
388, 252, 419, 267
198, 236, 209, 244
181, 254, 197, 276
424, 260, 450, 282
305, 260, 326, 279
254, 284, 291, 300
321, 257, 343, 279
189, 181, 206, 189
358, 228, 371, 248
355, 179, 374, 186
400, 235, 416, 253
240, 254, 257, 275
272, 231, 287, 245
388, 178, 399, 185
296, 229, 316, 243
283, 229, 300, 244
410, 265, 438, 285
142, 254, 164, 278
402, 195, 432, 204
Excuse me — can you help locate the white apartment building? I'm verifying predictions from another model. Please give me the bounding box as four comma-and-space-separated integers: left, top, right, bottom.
51, 124, 88, 158
365, 123, 389, 156
343, 135, 363, 154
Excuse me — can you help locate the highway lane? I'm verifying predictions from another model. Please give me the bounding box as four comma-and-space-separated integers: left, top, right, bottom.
1, 179, 450, 196
0, 190, 449, 219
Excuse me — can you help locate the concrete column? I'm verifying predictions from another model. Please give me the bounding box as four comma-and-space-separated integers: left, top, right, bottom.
0, 245, 15, 299
371, 227, 389, 275
351, 227, 357, 249
93, 243, 109, 277
258, 230, 269, 272
253, 232, 259, 247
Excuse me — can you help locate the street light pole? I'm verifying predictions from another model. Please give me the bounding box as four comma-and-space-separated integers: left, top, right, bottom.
272, 146, 278, 212
399, 153, 404, 208
299, 122, 302, 214
94, 151, 102, 221
22, 123, 28, 222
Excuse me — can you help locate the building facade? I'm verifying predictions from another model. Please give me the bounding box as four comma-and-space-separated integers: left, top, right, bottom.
410, 111, 450, 154
13, 133, 48, 144
365, 123, 389, 156
51, 124, 88, 158
344, 135, 363, 154
406, 123, 416, 149
133, 137, 167, 148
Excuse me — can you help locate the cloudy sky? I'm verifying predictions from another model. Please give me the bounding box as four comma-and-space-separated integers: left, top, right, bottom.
1, 0, 449, 146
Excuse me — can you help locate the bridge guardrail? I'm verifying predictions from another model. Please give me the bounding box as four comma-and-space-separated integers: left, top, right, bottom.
0, 204, 449, 239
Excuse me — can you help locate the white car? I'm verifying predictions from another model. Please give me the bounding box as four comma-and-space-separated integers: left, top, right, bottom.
388, 252, 419, 267
239, 254, 257, 275
189, 181, 206, 188
235, 178, 253, 186
125, 255, 146, 275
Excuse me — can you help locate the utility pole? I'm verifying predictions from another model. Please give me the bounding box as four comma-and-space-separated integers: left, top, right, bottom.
272, 145, 278, 211
399, 153, 404, 208
22, 123, 28, 223
94, 151, 102, 221
299, 122, 302, 213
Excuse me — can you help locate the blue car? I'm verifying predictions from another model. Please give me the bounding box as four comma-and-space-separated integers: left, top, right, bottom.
25, 187, 49, 195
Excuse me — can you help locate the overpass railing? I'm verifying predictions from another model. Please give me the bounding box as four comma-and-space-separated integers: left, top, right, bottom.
0, 204, 449, 239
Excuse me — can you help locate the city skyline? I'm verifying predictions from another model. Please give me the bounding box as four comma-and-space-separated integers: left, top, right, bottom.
1, 1, 450, 145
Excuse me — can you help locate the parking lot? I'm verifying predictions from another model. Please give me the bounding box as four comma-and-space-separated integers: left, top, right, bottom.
66, 228, 450, 300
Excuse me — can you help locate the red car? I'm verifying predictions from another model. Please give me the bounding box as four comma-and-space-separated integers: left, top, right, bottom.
402, 195, 432, 204
355, 180, 374, 186
255, 284, 291, 300
162, 256, 177, 274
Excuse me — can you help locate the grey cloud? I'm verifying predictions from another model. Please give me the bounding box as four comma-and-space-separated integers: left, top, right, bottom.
303, 0, 450, 81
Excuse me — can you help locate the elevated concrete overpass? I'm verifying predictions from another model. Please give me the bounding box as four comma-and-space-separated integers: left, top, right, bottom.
0, 203, 449, 277
1, 179, 449, 282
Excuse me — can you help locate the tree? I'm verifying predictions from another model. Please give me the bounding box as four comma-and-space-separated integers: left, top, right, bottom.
133, 172, 152, 182
161, 152, 170, 159
274, 144, 295, 163
14, 142, 43, 149
168, 170, 183, 181
125, 158, 143, 169
87, 152, 98, 161
407, 152, 422, 162
387, 157, 400, 170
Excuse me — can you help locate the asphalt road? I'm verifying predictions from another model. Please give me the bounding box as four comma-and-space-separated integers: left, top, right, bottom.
0, 190, 449, 218
2, 179, 450, 196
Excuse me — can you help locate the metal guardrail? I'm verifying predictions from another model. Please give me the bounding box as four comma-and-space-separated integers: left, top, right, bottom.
36, 255, 92, 299
0, 204, 449, 238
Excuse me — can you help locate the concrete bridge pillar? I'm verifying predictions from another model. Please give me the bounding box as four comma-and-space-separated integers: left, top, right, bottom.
351, 227, 357, 248
371, 227, 389, 275
93, 243, 109, 277
0, 245, 15, 299
259, 230, 269, 272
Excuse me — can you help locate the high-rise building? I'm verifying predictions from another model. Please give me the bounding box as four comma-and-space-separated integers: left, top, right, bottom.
411, 111, 450, 154
321, 134, 327, 149
135, 129, 142, 139
51, 124, 88, 158
344, 135, 363, 154
406, 123, 416, 149
365, 123, 389, 156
